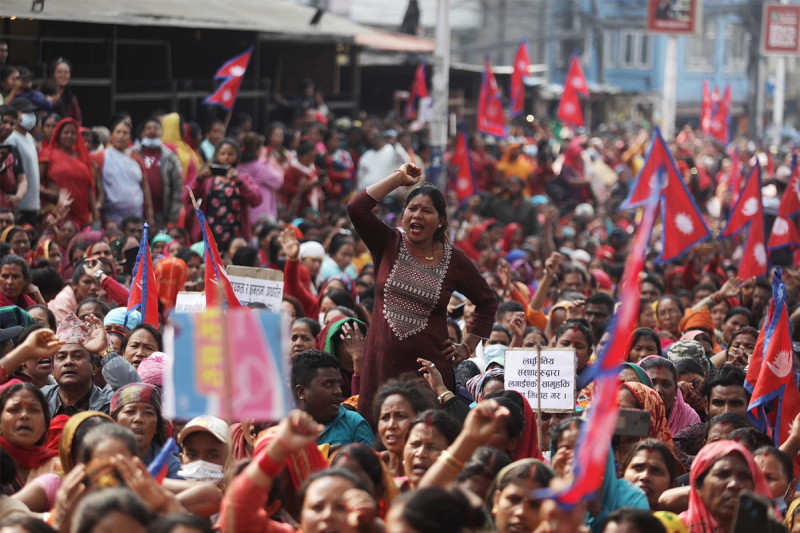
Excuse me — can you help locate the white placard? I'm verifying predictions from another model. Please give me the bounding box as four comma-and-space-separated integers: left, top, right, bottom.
504, 347, 576, 411
174, 292, 207, 313
226, 265, 284, 312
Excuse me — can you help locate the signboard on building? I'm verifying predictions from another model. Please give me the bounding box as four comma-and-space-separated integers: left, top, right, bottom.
763, 3, 800, 56
647, 0, 702, 35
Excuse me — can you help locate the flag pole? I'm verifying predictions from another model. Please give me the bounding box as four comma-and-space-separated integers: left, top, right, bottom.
187, 187, 200, 211
222, 110, 234, 133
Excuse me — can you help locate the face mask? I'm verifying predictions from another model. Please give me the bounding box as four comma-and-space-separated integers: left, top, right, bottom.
177, 460, 224, 483
319, 312, 326, 324
773, 496, 787, 514
20, 113, 36, 131
141, 137, 162, 148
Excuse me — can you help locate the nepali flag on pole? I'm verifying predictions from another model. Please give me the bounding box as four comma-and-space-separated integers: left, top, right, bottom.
746, 267, 800, 447
509, 39, 530, 117
769, 153, 800, 250
621, 127, 711, 264
449, 126, 478, 201
195, 208, 242, 308
405, 62, 429, 120
709, 84, 731, 145
540, 173, 659, 509
557, 55, 589, 127
477, 58, 508, 138
126, 222, 159, 328
701, 80, 712, 134
719, 163, 768, 279
565, 54, 589, 96
204, 46, 254, 112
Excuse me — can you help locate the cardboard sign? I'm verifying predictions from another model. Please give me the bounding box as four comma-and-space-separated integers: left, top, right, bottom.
163, 307, 290, 421
226, 265, 284, 312
174, 292, 207, 313
504, 347, 576, 411
763, 4, 800, 55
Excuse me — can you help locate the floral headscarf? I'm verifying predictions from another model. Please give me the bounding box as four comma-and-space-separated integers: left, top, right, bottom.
620, 381, 674, 448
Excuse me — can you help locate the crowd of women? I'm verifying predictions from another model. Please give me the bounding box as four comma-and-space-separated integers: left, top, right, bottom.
1, 53, 800, 533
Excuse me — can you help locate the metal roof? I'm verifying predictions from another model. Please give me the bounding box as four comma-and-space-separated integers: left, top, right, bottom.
2, 0, 434, 51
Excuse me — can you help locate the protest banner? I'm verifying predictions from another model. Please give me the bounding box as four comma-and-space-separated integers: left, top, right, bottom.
163, 307, 290, 421
226, 265, 284, 311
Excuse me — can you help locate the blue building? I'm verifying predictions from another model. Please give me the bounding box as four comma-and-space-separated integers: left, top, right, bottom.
547, 0, 753, 127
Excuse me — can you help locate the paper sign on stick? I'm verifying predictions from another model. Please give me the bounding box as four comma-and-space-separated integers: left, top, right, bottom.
504, 347, 576, 411
226, 266, 284, 311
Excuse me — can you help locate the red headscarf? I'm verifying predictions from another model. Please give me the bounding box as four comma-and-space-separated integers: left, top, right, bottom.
456, 220, 491, 261
46, 117, 92, 171
155, 257, 188, 309
679, 441, 774, 533
508, 390, 544, 462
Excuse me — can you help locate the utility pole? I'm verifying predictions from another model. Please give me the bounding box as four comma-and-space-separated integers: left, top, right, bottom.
430, 0, 450, 190
661, 35, 678, 140
771, 0, 789, 147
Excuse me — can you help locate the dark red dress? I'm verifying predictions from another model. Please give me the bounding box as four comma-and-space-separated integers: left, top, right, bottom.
347, 190, 497, 425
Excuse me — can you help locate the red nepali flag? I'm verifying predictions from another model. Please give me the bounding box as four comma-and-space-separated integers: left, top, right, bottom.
719, 163, 768, 279
557, 56, 588, 127
126, 223, 159, 328
565, 54, 589, 96
477, 58, 508, 138
509, 39, 530, 117
769, 153, 800, 250
204, 47, 253, 112
449, 127, 477, 202
746, 267, 800, 448
195, 208, 242, 308
543, 174, 659, 509
622, 127, 711, 263
701, 80, 712, 135
405, 62, 429, 119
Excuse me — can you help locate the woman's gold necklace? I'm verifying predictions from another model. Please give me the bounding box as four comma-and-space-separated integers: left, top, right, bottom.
404, 234, 435, 261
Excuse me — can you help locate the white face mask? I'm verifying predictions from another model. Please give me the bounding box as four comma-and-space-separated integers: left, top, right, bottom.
177, 459, 225, 483
19, 112, 36, 132
141, 137, 162, 148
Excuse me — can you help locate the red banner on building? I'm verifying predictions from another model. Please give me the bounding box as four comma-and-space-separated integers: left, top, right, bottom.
647, 0, 701, 34
763, 3, 800, 55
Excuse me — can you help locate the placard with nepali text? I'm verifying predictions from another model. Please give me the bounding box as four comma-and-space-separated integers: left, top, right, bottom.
504, 347, 576, 411
226, 265, 284, 311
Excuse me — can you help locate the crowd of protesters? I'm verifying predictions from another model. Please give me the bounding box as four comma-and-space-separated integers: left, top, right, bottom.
1, 48, 800, 533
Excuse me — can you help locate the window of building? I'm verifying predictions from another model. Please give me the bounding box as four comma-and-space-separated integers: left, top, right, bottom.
686, 19, 716, 71
618, 30, 651, 69
724, 22, 749, 72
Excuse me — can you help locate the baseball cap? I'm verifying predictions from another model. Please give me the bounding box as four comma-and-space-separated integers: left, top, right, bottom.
178, 415, 231, 447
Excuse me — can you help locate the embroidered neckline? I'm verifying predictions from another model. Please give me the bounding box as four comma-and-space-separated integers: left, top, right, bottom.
382, 238, 452, 340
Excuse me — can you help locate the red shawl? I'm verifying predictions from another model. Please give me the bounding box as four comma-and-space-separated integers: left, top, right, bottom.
509, 390, 545, 462
0, 435, 59, 469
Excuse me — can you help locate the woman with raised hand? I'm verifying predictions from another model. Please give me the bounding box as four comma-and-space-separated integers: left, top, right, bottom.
346, 162, 497, 425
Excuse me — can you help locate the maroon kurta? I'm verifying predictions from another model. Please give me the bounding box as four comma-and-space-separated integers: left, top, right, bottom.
347, 190, 497, 425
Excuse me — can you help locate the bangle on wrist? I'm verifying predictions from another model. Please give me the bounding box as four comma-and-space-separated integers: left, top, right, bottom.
438, 449, 465, 471
462, 342, 473, 357
437, 390, 454, 404
98, 346, 114, 359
